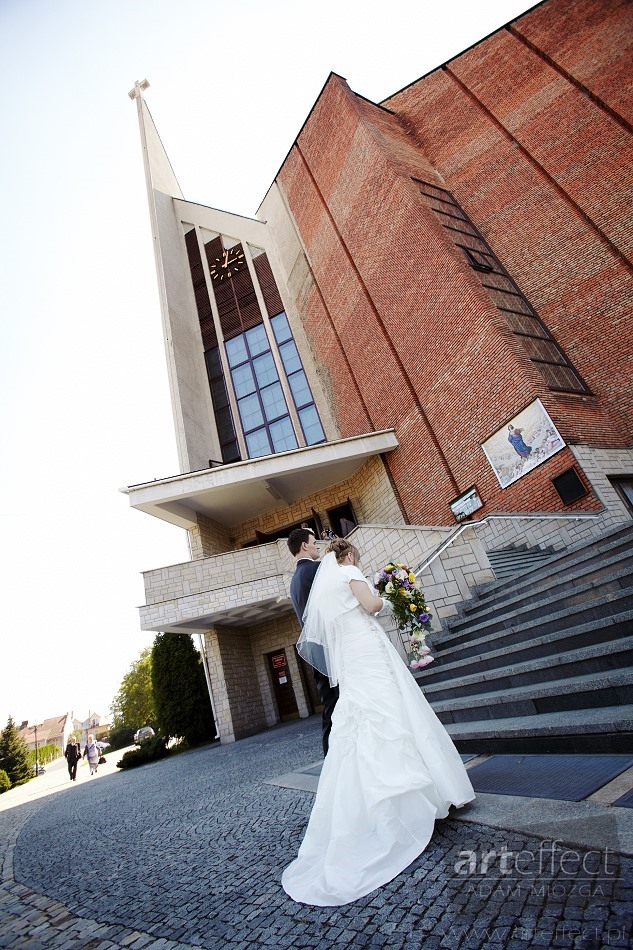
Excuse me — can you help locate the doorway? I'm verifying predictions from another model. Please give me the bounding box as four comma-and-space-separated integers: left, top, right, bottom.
326, 500, 357, 538
267, 649, 299, 721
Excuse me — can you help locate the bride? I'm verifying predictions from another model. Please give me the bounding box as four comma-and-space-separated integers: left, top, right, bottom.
282, 538, 475, 906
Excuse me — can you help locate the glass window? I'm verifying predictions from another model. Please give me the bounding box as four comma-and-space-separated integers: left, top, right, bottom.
279, 340, 302, 374
270, 418, 298, 452
225, 335, 248, 368
246, 428, 272, 458
222, 441, 240, 464
205, 347, 222, 377
245, 324, 270, 357
253, 352, 278, 388
216, 406, 235, 443
271, 311, 291, 343
232, 363, 256, 398
238, 393, 264, 431
299, 405, 325, 445
210, 377, 229, 409
288, 370, 311, 408
212, 320, 325, 461
260, 382, 287, 422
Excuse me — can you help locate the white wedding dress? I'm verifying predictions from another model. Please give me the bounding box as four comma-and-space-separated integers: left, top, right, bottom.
282, 564, 475, 906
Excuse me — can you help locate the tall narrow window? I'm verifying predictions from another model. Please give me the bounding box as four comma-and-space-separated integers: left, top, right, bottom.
271, 312, 325, 446
417, 180, 588, 395
226, 324, 298, 458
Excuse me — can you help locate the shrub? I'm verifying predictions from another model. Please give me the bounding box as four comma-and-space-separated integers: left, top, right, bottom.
107, 725, 136, 751
27, 743, 62, 767
0, 770, 10, 793
117, 735, 168, 770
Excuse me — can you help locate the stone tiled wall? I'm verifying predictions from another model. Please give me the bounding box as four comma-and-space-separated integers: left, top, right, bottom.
216, 628, 268, 740
232, 455, 404, 546
571, 445, 633, 531
201, 614, 311, 744
350, 524, 495, 627
189, 514, 232, 559
142, 541, 292, 606
140, 572, 289, 632
250, 615, 311, 726
202, 629, 234, 743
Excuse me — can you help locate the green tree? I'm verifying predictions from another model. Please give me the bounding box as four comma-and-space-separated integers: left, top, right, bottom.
151, 633, 215, 744
111, 646, 155, 730
0, 716, 32, 786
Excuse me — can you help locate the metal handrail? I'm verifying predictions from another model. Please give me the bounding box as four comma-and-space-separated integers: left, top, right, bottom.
413, 511, 600, 578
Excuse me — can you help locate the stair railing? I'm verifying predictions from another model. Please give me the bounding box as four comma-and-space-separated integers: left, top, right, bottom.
403, 512, 600, 660
412, 512, 600, 579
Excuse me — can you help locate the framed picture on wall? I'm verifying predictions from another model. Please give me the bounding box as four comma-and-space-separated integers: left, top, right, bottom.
481, 398, 565, 489
449, 486, 484, 522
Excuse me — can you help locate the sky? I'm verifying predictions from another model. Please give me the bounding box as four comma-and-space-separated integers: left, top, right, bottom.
0, 0, 537, 730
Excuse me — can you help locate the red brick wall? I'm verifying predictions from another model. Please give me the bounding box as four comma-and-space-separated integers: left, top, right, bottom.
276, 0, 631, 525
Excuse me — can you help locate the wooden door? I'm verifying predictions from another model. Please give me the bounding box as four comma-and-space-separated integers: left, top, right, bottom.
267, 649, 299, 721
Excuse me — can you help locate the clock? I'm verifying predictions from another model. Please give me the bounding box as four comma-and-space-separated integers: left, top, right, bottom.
209, 246, 247, 281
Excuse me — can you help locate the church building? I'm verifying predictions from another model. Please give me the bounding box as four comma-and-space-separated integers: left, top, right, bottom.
123, 0, 632, 750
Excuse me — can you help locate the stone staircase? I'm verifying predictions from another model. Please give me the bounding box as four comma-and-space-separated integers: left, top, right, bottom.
415, 522, 633, 753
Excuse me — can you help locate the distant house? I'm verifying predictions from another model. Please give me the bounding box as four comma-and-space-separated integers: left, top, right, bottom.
76, 711, 111, 742
19, 713, 74, 753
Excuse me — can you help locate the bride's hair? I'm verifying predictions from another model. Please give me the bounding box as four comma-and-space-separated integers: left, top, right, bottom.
326, 537, 360, 564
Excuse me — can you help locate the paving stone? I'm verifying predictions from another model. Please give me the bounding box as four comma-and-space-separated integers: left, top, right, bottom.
0, 717, 630, 948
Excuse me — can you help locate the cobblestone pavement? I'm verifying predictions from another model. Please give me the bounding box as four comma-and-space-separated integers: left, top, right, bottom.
1, 717, 631, 949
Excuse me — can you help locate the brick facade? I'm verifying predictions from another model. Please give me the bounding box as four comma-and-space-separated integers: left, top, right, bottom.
130, 0, 631, 744
272, 0, 631, 527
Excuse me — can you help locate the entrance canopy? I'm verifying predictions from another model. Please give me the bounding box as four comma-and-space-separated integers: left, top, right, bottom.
122, 430, 398, 529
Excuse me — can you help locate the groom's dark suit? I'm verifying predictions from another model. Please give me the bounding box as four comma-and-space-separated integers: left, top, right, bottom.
290, 557, 339, 756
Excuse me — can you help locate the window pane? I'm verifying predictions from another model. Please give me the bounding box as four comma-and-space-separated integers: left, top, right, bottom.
246, 428, 271, 458
288, 370, 312, 408
238, 393, 264, 431
216, 406, 236, 443
271, 311, 291, 343
260, 382, 287, 421
299, 405, 325, 445
205, 347, 222, 378
253, 352, 278, 387
245, 323, 269, 357
210, 377, 229, 409
225, 335, 248, 368
231, 362, 256, 398
279, 340, 302, 374
270, 417, 298, 452
222, 441, 241, 464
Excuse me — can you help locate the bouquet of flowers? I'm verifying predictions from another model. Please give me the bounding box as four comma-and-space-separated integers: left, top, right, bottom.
374, 560, 434, 670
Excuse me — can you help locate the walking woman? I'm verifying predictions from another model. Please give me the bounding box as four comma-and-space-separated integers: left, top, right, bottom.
83, 734, 100, 775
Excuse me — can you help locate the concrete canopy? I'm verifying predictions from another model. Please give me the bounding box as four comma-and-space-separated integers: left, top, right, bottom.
122, 429, 398, 529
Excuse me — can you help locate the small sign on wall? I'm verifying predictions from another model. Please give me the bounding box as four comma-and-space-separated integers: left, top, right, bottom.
481, 398, 565, 489
450, 486, 484, 522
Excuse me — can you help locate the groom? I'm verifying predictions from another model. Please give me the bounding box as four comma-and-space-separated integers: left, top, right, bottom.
287, 527, 339, 756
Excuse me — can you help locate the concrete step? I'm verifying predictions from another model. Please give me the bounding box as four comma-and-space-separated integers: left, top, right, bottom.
415, 633, 633, 699
430, 669, 633, 724
450, 549, 633, 634
446, 704, 633, 754
487, 545, 557, 579
471, 523, 633, 609
428, 610, 633, 676
435, 587, 633, 656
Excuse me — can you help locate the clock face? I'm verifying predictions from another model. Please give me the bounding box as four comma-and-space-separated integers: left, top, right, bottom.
209, 246, 246, 281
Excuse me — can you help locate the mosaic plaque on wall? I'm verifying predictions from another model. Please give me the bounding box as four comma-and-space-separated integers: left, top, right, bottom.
481, 399, 565, 489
